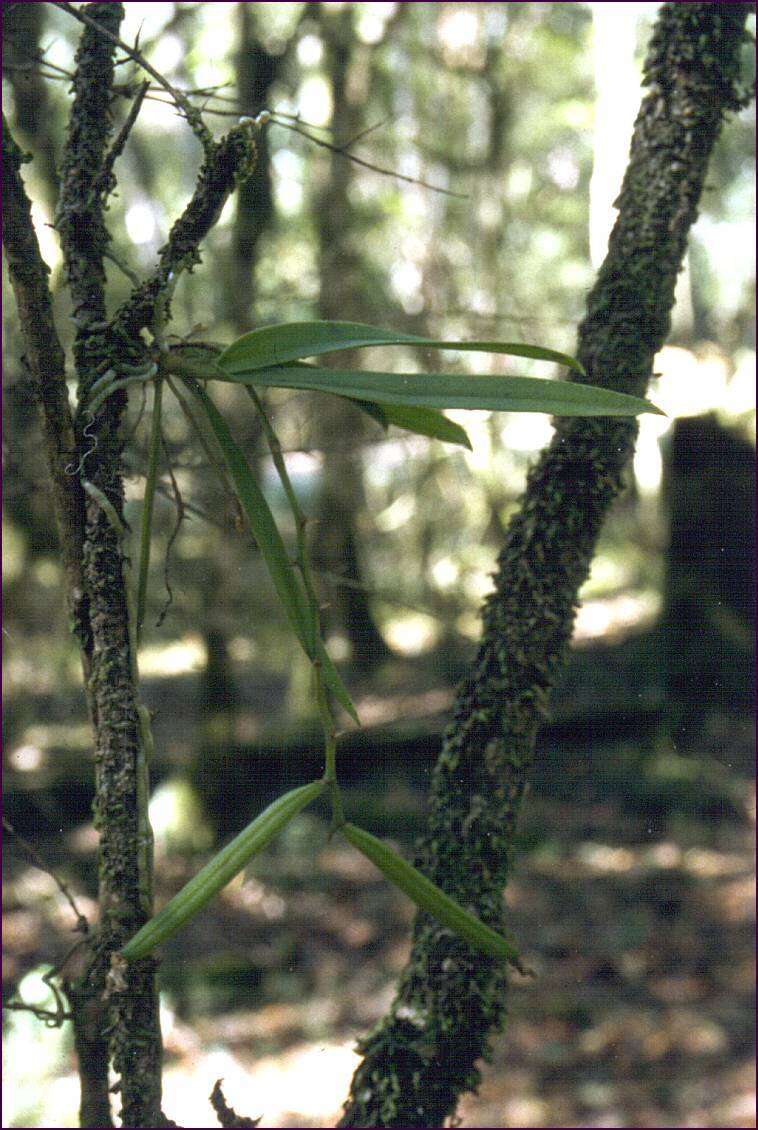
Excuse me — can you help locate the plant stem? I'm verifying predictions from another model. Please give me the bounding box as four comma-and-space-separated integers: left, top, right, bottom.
136, 378, 162, 644
247, 387, 320, 648
248, 387, 346, 826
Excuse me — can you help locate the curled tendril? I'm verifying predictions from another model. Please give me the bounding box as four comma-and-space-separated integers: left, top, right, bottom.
65, 414, 97, 476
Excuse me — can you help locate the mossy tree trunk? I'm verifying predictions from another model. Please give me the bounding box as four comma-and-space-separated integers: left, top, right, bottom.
338, 5, 752, 1126
4, 3, 262, 1123
4, 5, 166, 1124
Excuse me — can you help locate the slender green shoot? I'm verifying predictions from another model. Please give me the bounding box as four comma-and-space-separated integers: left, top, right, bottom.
136, 378, 163, 644
246, 385, 347, 827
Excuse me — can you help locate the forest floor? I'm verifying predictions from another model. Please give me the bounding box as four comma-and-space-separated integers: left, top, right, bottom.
3, 713, 755, 1129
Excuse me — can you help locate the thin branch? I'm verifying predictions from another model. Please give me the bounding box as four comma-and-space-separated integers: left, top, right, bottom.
271, 116, 468, 199
3, 818, 89, 933
1, 59, 74, 82
91, 79, 150, 205
4, 1000, 73, 1024
1, 118, 89, 662
339, 116, 394, 150
114, 118, 260, 337
7, 40, 464, 202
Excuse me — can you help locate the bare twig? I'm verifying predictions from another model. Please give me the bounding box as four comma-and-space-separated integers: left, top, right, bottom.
4, 1000, 73, 1025
91, 79, 150, 204
3, 818, 90, 933
271, 115, 468, 199
339, 116, 393, 150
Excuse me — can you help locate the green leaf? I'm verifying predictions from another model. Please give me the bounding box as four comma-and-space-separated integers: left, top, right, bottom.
316, 638, 360, 724
214, 364, 664, 418
186, 380, 315, 651
341, 822, 521, 966
122, 780, 326, 960
185, 380, 359, 725
217, 319, 586, 376
354, 400, 472, 449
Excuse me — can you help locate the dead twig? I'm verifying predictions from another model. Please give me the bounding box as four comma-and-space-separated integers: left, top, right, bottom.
3, 818, 89, 934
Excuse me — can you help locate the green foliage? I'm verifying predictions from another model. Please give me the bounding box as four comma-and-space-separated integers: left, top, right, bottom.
185, 377, 358, 722
217, 319, 588, 374
121, 779, 326, 961
214, 318, 664, 421
341, 821, 522, 965
119, 314, 658, 964
218, 360, 661, 417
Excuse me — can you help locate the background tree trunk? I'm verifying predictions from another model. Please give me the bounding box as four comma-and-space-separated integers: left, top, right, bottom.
663, 413, 755, 741
311, 2, 393, 673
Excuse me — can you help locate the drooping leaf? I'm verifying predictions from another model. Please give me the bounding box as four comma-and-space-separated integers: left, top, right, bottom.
217, 319, 587, 376
214, 363, 664, 417
185, 380, 359, 723
341, 822, 521, 966
122, 780, 326, 960
186, 382, 314, 646
355, 400, 472, 448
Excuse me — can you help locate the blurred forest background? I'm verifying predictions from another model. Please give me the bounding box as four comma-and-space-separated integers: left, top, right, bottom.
2, 2, 755, 1127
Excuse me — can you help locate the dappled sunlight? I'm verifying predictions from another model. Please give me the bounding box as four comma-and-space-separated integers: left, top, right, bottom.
150, 779, 214, 854
8, 743, 45, 773
383, 612, 440, 656
4, 754, 754, 1127
652, 345, 755, 422
161, 1039, 360, 1129
573, 590, 660, 643
352, 684, 453, 728
138, 635, 206, 678
3, 0, 753, 1125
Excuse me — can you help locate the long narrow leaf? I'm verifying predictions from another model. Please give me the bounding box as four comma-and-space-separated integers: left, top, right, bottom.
122, 780, 326, 960
355, 400, 472, 449
316, 638, 359, 723
187, 380, 359, 724
214, 364, 664, 417
217, 319, 586, 376
187, 380, 315, 653
341, 822, 522, 966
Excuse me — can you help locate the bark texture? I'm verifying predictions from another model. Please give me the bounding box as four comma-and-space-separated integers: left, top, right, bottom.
51, 5, 167, 1124
6, 3, 263, 1120
338, 5, 752, 1126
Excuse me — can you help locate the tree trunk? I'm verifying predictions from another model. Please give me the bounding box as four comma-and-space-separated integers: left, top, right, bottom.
4, 3, 260, 1122
338, 5, 752, 1125
228, 2, 277, 333
663, 413, 755, 740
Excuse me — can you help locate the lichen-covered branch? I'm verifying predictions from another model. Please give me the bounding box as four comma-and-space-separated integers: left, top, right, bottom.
35, 5, 261, 1123
114, 119, 260, 338
338, 6, 752, 1126
1, 120, 89, 662
49, 3, 169, 1125
2, 107, 116, 1130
